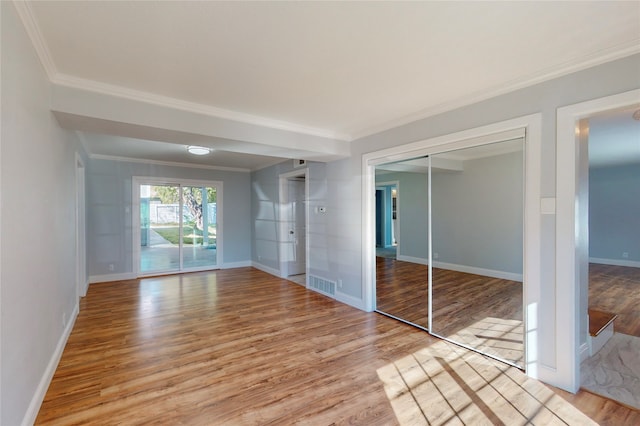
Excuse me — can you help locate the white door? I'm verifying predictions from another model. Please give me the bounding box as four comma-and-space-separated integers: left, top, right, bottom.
287, 178, 306, 276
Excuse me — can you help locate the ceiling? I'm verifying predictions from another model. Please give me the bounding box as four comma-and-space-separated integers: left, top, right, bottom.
16, 1, 640, 170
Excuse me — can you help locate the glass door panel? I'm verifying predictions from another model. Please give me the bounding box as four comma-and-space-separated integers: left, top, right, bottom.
181, 186, 217, 269
140, 184, 181, 274
430, 139, 525, 367
375, 157, 429, 330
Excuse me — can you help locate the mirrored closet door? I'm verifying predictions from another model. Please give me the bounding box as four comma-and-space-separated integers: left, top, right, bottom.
374, 138, 525, 368
430, 139, 525, 367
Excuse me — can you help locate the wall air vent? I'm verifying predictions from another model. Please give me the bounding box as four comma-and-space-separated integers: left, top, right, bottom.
308, 275, 336, 296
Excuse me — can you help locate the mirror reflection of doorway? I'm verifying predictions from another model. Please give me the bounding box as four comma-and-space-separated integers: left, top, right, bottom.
374, 138, 525, 368
375, 181, 398, 260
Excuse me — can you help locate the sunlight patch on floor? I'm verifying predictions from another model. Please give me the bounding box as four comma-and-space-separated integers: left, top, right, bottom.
377, 338, 596, 425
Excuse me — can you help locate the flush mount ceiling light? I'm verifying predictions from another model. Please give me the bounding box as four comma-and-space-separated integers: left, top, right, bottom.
187, 145, 211, 155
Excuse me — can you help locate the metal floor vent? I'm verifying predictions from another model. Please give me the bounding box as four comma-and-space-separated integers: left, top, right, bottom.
308, 275, 336, 296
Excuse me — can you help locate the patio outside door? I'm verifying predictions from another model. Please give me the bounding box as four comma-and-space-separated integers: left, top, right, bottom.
137, 179, 221, 276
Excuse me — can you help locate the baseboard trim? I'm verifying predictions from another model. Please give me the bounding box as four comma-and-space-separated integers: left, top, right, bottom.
251, 261, 281, 277
335, 291, 366, 311
89, 272, 136, 283
396, 255, 428, 265
22, 302, 79, 426
589, 257, 640, 268
221, 261, 252, 269
579, 341, 590, 363
395, 256, 523, 282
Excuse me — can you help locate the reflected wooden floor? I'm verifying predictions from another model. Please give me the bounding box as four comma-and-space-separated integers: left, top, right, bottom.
376, 257, 523, 365
36, 268, 638, 425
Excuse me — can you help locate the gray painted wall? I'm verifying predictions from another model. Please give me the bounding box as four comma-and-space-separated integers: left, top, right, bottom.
87, 159, 251, 277
375, 150, 523, 275
1, 4, 87, 424
432, 151, 524, 275
251, 161, 340, 286
376, 172, 429, 259
589, 163, 640, 263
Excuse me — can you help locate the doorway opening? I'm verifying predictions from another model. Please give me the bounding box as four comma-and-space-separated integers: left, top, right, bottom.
133, 177, 223, 276
557, 90, 640, 405
279, 169, 309, 286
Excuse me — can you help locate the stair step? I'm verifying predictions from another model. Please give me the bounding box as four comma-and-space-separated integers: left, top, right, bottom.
589, 309, 618, 337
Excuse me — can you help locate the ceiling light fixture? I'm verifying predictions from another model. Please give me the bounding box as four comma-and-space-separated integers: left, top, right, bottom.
633, 109, 640, 121
187, 145, 211, 155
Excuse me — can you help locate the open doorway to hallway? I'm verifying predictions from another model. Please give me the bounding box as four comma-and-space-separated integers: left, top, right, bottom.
279, 169, 309, 286
556, 90, 640, 406
579, 104, 640, 409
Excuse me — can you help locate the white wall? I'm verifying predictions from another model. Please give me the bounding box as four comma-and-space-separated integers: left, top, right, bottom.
1, 3, 87, 424
86, 158, 252, 279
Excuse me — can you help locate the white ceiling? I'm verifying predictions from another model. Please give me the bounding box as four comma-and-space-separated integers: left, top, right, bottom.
17, 1, 640, 170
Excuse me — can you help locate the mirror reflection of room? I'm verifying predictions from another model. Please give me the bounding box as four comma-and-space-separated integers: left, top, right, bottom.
431, 140, 524, 367
375, 138, 525, 368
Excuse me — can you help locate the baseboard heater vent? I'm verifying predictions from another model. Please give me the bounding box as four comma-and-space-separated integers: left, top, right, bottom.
308, 275, 336, 296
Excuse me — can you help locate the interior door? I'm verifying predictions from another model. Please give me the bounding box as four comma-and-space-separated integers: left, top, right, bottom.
287, 178, 306, 276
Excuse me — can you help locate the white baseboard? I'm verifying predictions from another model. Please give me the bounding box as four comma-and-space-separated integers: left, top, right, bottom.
251, 261, 281, 277
395, 255, 523, 282
336, 290, 366, 311
89, 272, 136, 283
396, 255, 428, 265
579, 341, 590, 363
221, 261, 252, 269
590, 257, 640, 268
22, 302, 79, 426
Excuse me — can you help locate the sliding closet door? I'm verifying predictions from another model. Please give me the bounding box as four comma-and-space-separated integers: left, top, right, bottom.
430, 140, 525, 367
375, 157, 429, 330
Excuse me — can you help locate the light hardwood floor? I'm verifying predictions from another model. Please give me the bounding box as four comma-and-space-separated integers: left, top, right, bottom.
36, 268, 638, 425
589, 263, 640, 337
376, 258, 523, 366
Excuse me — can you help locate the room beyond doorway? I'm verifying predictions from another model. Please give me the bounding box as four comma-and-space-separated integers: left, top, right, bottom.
278, 169, 309, 281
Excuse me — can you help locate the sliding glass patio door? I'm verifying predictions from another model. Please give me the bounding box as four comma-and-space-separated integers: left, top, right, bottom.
136, 178, 221, 276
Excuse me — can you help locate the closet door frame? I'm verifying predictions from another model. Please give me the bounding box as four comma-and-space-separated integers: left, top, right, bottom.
362, 114, 541, 379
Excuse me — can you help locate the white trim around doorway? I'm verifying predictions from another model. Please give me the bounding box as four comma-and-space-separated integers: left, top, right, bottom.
556, 88, 640, 393
278, 169, 310, 282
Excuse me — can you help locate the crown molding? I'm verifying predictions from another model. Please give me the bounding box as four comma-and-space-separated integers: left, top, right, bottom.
88, 154, 252, 173
51, 73, 352, 142
350, 41, 640, 141
12, 0, 57, 80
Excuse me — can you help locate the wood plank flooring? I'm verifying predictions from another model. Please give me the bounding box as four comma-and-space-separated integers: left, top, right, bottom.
376, 257, 523, 365
36, 267, 639, 425
589, 263, 640, 337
